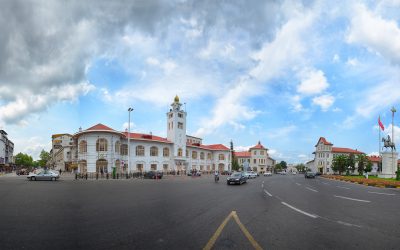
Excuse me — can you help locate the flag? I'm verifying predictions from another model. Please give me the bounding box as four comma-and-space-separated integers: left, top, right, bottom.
378, 116, 385, 131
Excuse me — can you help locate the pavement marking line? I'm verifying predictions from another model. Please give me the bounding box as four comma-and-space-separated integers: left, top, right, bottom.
281, 202, 318, 219
203, 211, 263, 250
336, 186, 350, 190
232, 211, 263, 250
295, 183, 301, 186
322, 182, 329, 185
306, 187, 318, 193
264, 189, 272, 197
368, 191, 396, 196
334, 195, 371, 203
261, 184, 264, 188
337, 220, 362, 228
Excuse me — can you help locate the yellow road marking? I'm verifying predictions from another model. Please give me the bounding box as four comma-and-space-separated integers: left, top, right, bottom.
203, 211, 263, 250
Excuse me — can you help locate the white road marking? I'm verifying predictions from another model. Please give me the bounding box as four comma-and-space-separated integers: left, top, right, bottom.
337, 186, 350, 190
261, 184, 264, 188
334, 195, 371, 203
337, 220, 362, 228
295, 183, 301, 186
264, 189, 272, 197
306, 187, 318, 192
368, 191, 396, 196
322, 182, 329, 185
281, 202, 318, 219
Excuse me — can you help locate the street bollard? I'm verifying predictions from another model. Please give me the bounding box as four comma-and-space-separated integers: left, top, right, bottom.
85, 173, 88, 180
96, 173, 98, 180
106, 173, 109, 179
75, 173, 77, 180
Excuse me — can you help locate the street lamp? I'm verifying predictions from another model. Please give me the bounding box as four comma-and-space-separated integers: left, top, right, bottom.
128, 107, 134, 174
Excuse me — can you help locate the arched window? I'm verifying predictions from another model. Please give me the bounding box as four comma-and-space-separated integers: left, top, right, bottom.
186, 149, 189, 157
79, 140, 87, 153
115, 141, 121, 154
218, 154, 225, 161
192, 151, 198, 159
136, 145, 145, 156
121, 144, 128, 155
163, 147, 169, 157
96, 138, 108, 152
150, 146, 158, 157
207, 153, 212, 160
178, 148, 183, 157
200, 152, 205, 160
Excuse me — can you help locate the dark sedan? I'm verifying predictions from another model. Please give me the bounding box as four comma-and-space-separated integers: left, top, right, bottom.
305, 171, 316, 178
227, 172, 247, 185
144, 171, 163, 179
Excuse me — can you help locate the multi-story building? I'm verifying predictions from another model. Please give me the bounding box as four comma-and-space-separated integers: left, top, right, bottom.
234, 142, 275, 173
52, 96, 233, 173
0, 130, 14, 168
49, 134, 74, 171
311, 137, 364, 174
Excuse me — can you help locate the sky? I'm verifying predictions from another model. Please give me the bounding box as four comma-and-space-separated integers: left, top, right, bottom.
0, 0, 400, 163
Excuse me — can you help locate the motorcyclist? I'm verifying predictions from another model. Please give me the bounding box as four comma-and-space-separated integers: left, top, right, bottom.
214, 170, 219, 182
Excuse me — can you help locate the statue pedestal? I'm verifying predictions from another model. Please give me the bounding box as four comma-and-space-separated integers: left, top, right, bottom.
379, 151, 398, 178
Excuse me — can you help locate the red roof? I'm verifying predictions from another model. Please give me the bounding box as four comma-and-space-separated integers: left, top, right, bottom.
332, 147, 364, 154
367, 155, 381, 162
86, 123, 116, 131
234, 151, 251, 157
187, 143, 229, 151
315, 137, 333, 146
123, 132, 172, 144
250, 141, 266, 150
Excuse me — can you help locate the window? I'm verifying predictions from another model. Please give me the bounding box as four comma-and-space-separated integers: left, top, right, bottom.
207, 165, 210, 170
169, 113, 173, 118
254, 151, 257, 155
150, 146, 158, 157
136, 164, 143, 171
200, 165, 204, 170
254, 159, 256, 164
218, 154, 225, 161
163, 164, 168, 171
200, 152, 205, 160
151, 164, 157, 170
178, 148, 183, 157
121, 144, 128, 155
136, 145, 145, 156
178, 122, 183, 129
163, 147, 169, 157
192, 151, 198, 159
260, 150, 264, 155
178, 113, 183, 118
115, 141, 120, 154
96, 138, 108, 152
79, 140, 87, 153
207, 153, 212, 160
186, 149, 189, 157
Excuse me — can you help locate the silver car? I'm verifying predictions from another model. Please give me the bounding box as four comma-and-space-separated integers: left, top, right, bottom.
27, 169, 60, 181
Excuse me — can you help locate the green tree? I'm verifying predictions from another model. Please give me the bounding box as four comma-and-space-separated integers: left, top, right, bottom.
230, 140, 240, 171
295, 163, 306, 172
279, 161, 287, 169
347, 154, 356, 173
38, 150, 51, 168
332, 154, 348, 175
356, 154, 368, 175
14, 153, 34, 168
274, 162, 282, 173
365, 160, 373, 174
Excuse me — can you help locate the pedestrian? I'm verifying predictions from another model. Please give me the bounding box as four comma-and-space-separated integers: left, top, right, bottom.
59, 169, 62, 175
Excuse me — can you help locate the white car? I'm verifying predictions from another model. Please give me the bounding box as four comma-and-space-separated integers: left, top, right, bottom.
263, 172, 272, 176
249, 171, 257, 178
28, 169, 60, 181
243, 172, 253, 179
292, 172, 297, 175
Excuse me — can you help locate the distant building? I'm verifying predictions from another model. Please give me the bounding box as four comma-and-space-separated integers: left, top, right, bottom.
50, 96, 232, 173
0, 130, 14, 169
234, 141, 275, 173
311, 137, 364, 174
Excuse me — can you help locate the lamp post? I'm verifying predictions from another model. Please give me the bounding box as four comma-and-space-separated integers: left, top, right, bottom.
128, 107, 133, 174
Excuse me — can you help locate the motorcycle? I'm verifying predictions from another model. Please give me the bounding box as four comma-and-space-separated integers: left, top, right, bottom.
214, 175, 219, 182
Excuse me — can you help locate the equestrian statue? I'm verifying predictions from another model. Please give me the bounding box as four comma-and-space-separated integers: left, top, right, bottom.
382, 135, 396, 151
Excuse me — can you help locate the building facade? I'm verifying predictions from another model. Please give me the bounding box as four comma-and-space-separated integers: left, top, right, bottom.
0, 130, 14, 168
52, 96, 233, 173
311, 137, 364, 174
234, 142, 275, 173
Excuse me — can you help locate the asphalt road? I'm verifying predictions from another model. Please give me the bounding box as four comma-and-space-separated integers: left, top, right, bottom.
1, 174, 400, 250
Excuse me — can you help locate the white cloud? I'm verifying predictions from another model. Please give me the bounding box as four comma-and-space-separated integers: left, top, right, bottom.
333, 54, 340, 62
297, 68, 329, 95
346, 58, 359, 66
267, 125, 297, 139
13, 136, 51, 160
312, 94, 335, 111
122, 122, 136, 131
234, 146, 251, 152
347, 3, 400, 65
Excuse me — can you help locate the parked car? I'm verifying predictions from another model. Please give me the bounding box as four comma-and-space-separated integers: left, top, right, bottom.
27, 169, 59, 181
305, 171, 316, 178
292, 171, 297, 175
263, 172, 272, 176
227, 172, 247, 185
277, 171, 287, 175
144, 171, 163, 179
243, 172, 251, 179
249, 171, 257, 178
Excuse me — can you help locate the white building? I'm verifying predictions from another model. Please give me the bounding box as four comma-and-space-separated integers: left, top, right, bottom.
0, 130, 14, 168
53, 96, 232, 173
311, 137, 364, 174
234, 142, 275, 173
50, 134, 74, 171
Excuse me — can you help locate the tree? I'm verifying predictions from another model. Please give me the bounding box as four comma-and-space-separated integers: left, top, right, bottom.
295, 163, 306, 172
38, 150, 51, 168
332, 154, 348, 175
347, 154, 356, 173
230, 140, 240, 171
356, 154, 368, 175
279, 161, 287, 169
14, 153, 34, 168
365, 160, 372, 174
